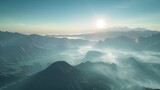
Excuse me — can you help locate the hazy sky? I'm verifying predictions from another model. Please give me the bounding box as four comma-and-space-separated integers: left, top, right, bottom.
0, 0, 160, 34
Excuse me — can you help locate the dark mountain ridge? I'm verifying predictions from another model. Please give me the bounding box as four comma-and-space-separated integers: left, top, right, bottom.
3, 60, 160, 90
4, 61, 112, 90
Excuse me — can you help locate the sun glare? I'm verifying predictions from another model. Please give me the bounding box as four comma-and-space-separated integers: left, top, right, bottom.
96, 19, 106, 29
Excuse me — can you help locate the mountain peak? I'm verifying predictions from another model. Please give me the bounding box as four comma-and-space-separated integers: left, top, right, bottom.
47, 61, 71, 68
44, 61, 73, 73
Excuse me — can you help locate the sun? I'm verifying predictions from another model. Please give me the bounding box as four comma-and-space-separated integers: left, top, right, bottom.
96, 19, 106, 29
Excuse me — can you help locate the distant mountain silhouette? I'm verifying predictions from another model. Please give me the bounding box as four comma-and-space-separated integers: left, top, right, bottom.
84, 51, 104, 61
138, 33, 160, 51
96, 36, 139, 50
145, 87, 160, 90
51, 27, 159, 40
0, 31, 89, 64
96, 33, 160, 51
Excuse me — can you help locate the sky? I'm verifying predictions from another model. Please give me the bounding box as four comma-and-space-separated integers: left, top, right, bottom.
0, 0, 160, 34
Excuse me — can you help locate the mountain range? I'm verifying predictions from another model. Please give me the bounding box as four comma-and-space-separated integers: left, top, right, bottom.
0, 29, 160, 90
51, 27, 159, 40
96, 33, 160, 51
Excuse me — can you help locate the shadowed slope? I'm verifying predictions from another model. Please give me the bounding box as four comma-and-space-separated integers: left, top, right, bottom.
4, 61, 111, 90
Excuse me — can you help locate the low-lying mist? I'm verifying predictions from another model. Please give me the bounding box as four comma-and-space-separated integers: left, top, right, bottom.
0, 31, 160, 90
21, 44, 159, 89
65, 45, 160, 89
